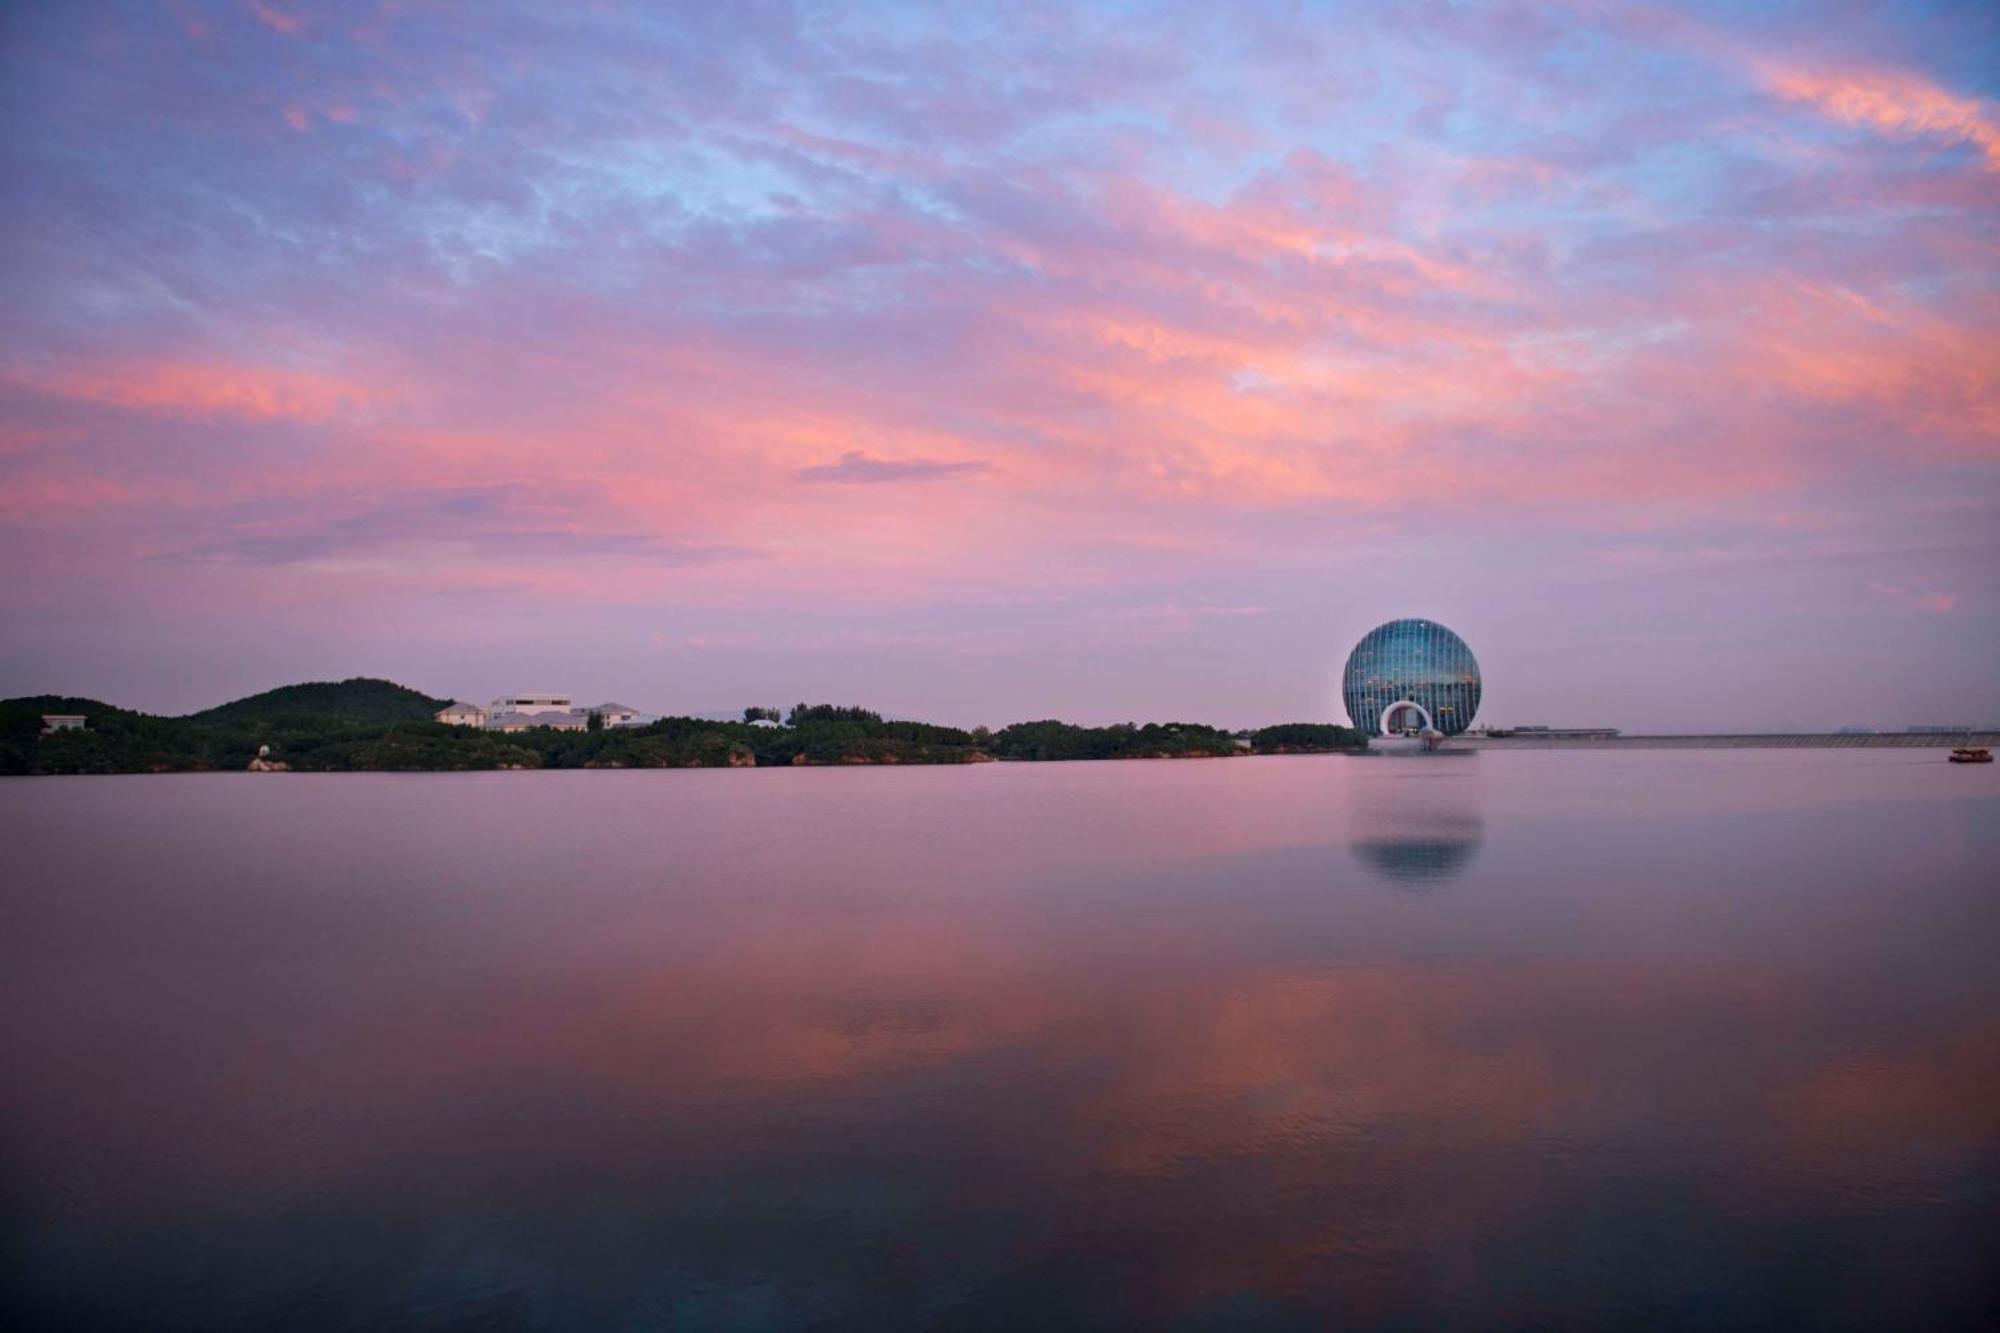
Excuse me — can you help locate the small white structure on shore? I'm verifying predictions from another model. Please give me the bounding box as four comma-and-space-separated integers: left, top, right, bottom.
41, 714, 86, 734
582, 702, 644, 728
436, 702, 488, 727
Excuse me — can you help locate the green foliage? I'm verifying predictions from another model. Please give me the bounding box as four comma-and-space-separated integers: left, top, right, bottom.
1249, 723, 1370, 753
1, 683, 1368, 775
786, 702, 883, 725
284, 723, 542, 772
554, 711, 983, 768
0, 695, 132, 746
989, 720, 1238, 761
0, 694, 222, 774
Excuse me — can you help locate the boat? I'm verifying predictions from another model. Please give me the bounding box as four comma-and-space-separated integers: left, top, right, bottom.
1948, 747, 1992, 764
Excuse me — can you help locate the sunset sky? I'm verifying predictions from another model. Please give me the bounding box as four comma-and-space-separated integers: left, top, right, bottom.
2, 1, 1994, 730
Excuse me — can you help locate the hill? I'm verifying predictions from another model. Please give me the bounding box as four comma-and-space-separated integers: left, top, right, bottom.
0, 693, 213, 775
1, 678, 455, 775
189, 678, 449, 729
0, 694, 134, 728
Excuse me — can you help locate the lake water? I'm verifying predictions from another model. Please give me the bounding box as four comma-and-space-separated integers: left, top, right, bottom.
2, 750, 1996, 1330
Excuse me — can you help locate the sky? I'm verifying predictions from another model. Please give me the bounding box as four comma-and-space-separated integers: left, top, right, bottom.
1, 0, 1995, 731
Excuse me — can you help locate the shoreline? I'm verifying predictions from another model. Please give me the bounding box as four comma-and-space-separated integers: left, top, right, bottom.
3, 747, 1374, 777
1460, 732, 2000, 750
10, 735, 1995, 777
12, 679, 1993, 774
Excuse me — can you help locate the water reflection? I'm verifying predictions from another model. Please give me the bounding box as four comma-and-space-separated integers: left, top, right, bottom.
0, 757, 1995, 1330
1347, 757, 1485, 887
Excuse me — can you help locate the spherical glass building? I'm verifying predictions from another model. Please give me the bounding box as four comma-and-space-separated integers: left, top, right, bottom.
1342, 618, 1482, 737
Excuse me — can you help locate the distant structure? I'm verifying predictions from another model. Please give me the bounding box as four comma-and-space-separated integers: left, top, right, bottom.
1342, 618, 1482, 738
438, 693, 654, 732
491, 693, 573, 715
488, 709, 587, 733
40, 714, 86, 734
1485, 725, 1620, 740
486, 694, 584, 732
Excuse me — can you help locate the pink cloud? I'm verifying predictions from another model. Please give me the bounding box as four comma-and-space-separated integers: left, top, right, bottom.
1870, 582, 1957, 614
795, 451, 995, 484
1765, 64, 2000, 170
2, 1, 1995, 722
247, 1, 302, 37
8, 360, 391, 423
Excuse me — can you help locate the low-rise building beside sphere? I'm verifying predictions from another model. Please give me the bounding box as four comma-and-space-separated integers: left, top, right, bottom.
1342, 618, 1482, 737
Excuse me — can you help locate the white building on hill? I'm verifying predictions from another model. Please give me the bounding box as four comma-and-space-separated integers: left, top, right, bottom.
488, 709, 587, 733
435, 693, 655, 732
491, 693, 573, 714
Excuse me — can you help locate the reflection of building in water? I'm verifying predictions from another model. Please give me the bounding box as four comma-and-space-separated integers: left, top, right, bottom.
1347, 768, 1485, 888
1350, 834, 1480, 886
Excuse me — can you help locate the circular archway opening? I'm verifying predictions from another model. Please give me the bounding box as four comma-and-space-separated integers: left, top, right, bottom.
1380, 700, 1434, 736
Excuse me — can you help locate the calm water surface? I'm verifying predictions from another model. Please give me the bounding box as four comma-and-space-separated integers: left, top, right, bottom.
3, 750, 1996, 1330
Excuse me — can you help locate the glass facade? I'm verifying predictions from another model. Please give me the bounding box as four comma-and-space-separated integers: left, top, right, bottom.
1342, 618, 1482, 736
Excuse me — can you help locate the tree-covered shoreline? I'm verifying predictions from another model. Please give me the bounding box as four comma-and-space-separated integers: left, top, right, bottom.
2, 679, 1368, 775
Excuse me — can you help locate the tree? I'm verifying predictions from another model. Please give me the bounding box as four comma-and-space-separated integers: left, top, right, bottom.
587, 710, 604, 732
787, 703, 882, 725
